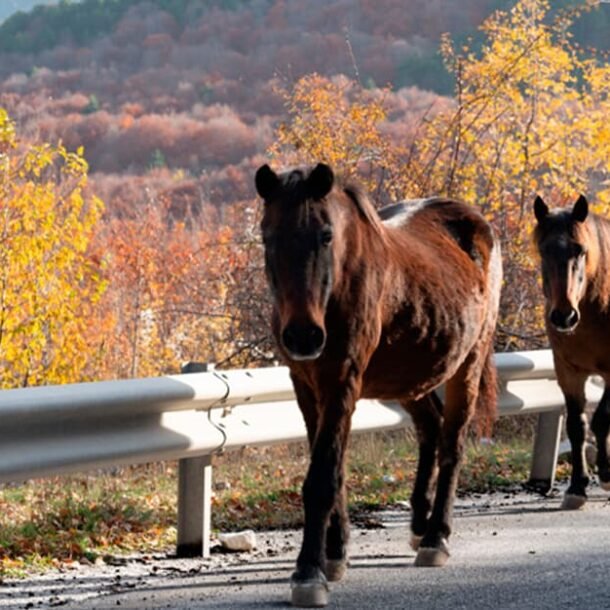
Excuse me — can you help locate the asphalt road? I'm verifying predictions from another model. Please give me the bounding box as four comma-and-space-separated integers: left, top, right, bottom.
2, 485, 609, 610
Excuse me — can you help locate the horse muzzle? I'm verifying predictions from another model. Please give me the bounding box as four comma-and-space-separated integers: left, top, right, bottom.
549, 307, 580, 333
281, 321, 326, 361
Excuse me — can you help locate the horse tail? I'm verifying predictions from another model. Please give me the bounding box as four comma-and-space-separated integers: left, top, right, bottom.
474, 338, 498, 438
473, 233, 501, 438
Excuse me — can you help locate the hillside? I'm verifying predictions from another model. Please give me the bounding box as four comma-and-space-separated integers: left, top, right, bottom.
0, 0, 608, 216
0, 0, 515, 91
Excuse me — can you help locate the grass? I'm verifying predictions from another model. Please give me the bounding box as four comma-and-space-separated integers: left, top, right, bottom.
0, 466, 177, 577
0, 429, 558, 577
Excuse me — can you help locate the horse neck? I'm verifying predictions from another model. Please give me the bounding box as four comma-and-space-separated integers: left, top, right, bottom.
333, 204, 391, 299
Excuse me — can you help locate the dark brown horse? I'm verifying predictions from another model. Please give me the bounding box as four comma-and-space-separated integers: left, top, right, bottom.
533, 195, 610, 509
255, 163, 502, 607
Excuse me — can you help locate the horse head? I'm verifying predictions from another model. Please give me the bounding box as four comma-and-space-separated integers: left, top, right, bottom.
533, 194, 591, 333
255, 163, 340, 361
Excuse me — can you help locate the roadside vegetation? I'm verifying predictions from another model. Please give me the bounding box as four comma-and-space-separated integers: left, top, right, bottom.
0, 429, 567, 578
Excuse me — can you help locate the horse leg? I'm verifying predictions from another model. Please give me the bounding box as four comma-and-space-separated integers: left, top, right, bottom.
324, 483, 349, 581
402, 393, 442, 551
590, 387, 610, 491
292, 375, 349, 583
291, 384, 357, 607
414, 357, 480, 567
557, 369, 590, 509
563, 392, 591, 508
291, 375, 319, 449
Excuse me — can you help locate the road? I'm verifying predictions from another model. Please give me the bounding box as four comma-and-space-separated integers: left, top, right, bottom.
2, 486, 609, 609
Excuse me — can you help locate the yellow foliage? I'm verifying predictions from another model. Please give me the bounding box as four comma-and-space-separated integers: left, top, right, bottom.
0, 109, 105, 388
269, 74, 399, 196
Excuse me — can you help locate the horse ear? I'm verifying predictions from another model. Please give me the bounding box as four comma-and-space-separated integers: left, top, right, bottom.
572, 194, 588, 223
307, 163, 334, 200
255, 164, 280, 201
533, 195, 549, 224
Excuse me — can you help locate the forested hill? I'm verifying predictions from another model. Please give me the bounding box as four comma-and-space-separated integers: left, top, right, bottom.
0, 0, 609, 215
0, 0, 237, 54
3, 0, 609, 93
0, 0, 610, 83
0, 0, 512, 94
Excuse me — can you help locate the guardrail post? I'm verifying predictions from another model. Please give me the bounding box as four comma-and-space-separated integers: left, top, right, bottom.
528, 410, 564, 494
177, 453, 213, 557
177, 362, 214, 558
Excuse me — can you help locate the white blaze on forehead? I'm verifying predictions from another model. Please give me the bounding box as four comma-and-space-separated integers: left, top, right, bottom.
379, 198, 433, 229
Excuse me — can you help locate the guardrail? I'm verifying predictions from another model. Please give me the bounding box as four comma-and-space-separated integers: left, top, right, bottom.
0, 350, 602, 557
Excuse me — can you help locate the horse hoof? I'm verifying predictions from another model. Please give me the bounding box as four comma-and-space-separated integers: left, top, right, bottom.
325, 559, 347, 582
561, 493, 587, 510
410, 534, 423, 551
290, 573, 329, 607
599, 479, 610, 492
414, 539, 450, 567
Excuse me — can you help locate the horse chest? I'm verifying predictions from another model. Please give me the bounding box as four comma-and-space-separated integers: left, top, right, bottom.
550, 313, 610, 374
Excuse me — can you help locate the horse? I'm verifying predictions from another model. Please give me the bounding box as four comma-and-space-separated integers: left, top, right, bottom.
255, 162, 502, 608
533, 194, 610, 509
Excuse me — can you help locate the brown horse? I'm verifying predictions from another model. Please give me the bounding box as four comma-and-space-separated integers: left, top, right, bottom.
255, 163, 502, 607
533, 195, 610, 509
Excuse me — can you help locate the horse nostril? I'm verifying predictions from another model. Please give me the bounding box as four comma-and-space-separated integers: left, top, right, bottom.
549, 309, 563, 328
281, 325, 298, 354
309, 326, 325, 351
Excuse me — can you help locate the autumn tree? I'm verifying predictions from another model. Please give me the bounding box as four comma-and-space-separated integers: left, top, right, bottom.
0, 108, 106, 387
269, 74, 402, 201
97, 188, 254, 378
411, 0, 610, 347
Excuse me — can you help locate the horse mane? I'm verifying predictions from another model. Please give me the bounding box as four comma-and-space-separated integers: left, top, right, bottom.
278, 166, 386, 238
338, 177, 386, 238
586, 213, 610, 310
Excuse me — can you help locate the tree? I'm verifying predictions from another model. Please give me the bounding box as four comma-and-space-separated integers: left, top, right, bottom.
83, 94, 100, 114
412, 0, 610, 347
0, 108, 106, 387
269, 74, 399, 200
97, 192, 246, 378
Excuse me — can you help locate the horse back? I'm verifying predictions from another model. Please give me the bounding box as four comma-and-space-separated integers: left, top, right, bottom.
381, 197, 498, 273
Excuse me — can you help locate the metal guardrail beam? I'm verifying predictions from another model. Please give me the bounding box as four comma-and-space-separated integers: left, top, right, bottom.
0, 351, 558, 423
0, 349, 601, 484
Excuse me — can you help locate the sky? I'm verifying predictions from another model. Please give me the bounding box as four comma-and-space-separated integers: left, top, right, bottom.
0, 0, 58, 24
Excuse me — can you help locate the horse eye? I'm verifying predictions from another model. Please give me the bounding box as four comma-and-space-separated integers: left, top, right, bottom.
320, 229, 333, 246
